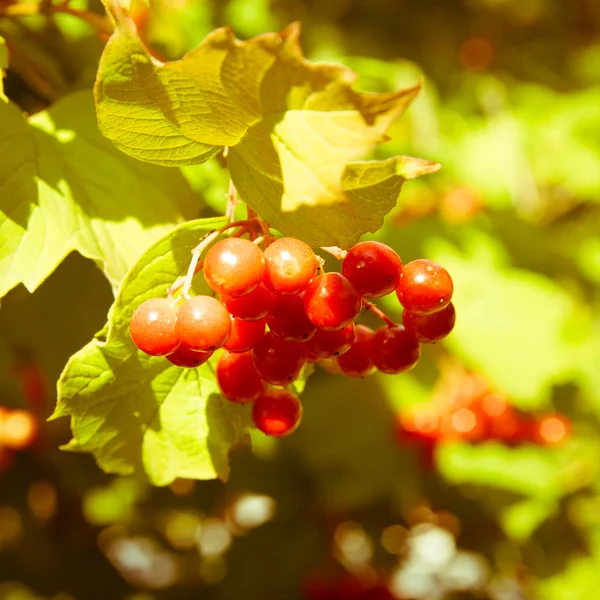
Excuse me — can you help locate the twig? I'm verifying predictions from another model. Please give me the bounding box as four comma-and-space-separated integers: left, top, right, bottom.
2, 2, 113, 35
361, 299, 395, 327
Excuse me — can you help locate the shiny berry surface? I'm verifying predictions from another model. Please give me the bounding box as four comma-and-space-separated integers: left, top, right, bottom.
403, 302, 456, 343
342, 241, 402, 298
251, 332, 307, 385
175, 296, 231, 352
252, 388, 303, 436
166, 345, 213, 368
263, 237, 317, 295
267, 294, 317, 342
305, 323, 355, 359
221, 283, 275, 321
130, 298, 180, 356
371, 325, 421, 374
216, 351, 265, 403
303, 273, 361, 331
224, 318, 266, 353
334, 325, 376, 377
203, 237, 266, 297
396, 259, 453, 315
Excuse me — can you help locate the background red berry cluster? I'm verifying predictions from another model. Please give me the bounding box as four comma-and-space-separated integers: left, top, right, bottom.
396, 370, 571, 466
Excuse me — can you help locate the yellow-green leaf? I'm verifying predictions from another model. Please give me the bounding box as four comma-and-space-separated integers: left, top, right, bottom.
94, 14, 439, 245
0, 91, 197, 298
54, 217, 253, 485
229, 153, 440, 247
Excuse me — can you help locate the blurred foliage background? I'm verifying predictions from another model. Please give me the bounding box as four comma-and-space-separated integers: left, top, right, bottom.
1, 0, 600, 598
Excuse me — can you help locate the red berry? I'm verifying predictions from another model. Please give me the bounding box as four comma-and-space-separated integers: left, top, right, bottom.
487, 407, 527, 443
267, 294, 317, 342
342, 241, 402, 298
175, 296, 231, 352
334, 324, 376, 377
130, 298, 180, 356
533, 414, 570, 445
224, 318, 266, 353
166, 345, 213, 368
304, 323, 355, 359
440, 407, 487, 442
251, 332, 307, 385
216, 351, 265, 403
403, 303, 456, 343
371, 325, 420, 374
221, 283, 276, 321
303, 273, 361, 331
203, 238, 266, 297
252, 388, 303, 436
263, 237, 317, 295
396, 259, 453, 315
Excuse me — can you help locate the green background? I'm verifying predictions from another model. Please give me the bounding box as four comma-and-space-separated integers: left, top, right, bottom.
1, 0, 600, 598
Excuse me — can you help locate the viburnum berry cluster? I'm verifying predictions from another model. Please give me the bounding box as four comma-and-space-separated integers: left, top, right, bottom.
396, 371, 571, 466
129, 216, 456, 438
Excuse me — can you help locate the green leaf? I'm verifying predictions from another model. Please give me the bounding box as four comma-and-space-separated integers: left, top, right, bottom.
0, 91, 197, 298
500, 497, 558, 541
230, 150, 440, 248
537, 556, 600, 600
54, 217, 254, 485
0, 253, 114, 407
286, 371, 421, 509
94, 9, 275, 165
94, 16, 439, 245
428, 234, 589, 408
224, 0, 279, 38
437, 442, 564, 498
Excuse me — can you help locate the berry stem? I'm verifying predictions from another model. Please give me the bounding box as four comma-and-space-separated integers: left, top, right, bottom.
320, 246, 348, 260
361, 299, 396, 327
246, 205, 258, 241
167, 219, 259, 298
181, 247, 203, 299
247, 205, 276, 246
226, 180, 240, 224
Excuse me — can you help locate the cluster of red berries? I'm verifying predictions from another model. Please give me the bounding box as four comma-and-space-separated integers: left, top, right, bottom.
130, 235, 455, 437
397, 372, 570, 460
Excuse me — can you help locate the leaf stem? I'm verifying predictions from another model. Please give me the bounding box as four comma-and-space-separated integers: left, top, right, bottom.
226, 180, 239, 224
361, 299, 396, 327
320, 246, 348, 260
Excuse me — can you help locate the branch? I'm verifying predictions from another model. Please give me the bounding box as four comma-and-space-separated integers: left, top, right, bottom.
2, 2, 113, 36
